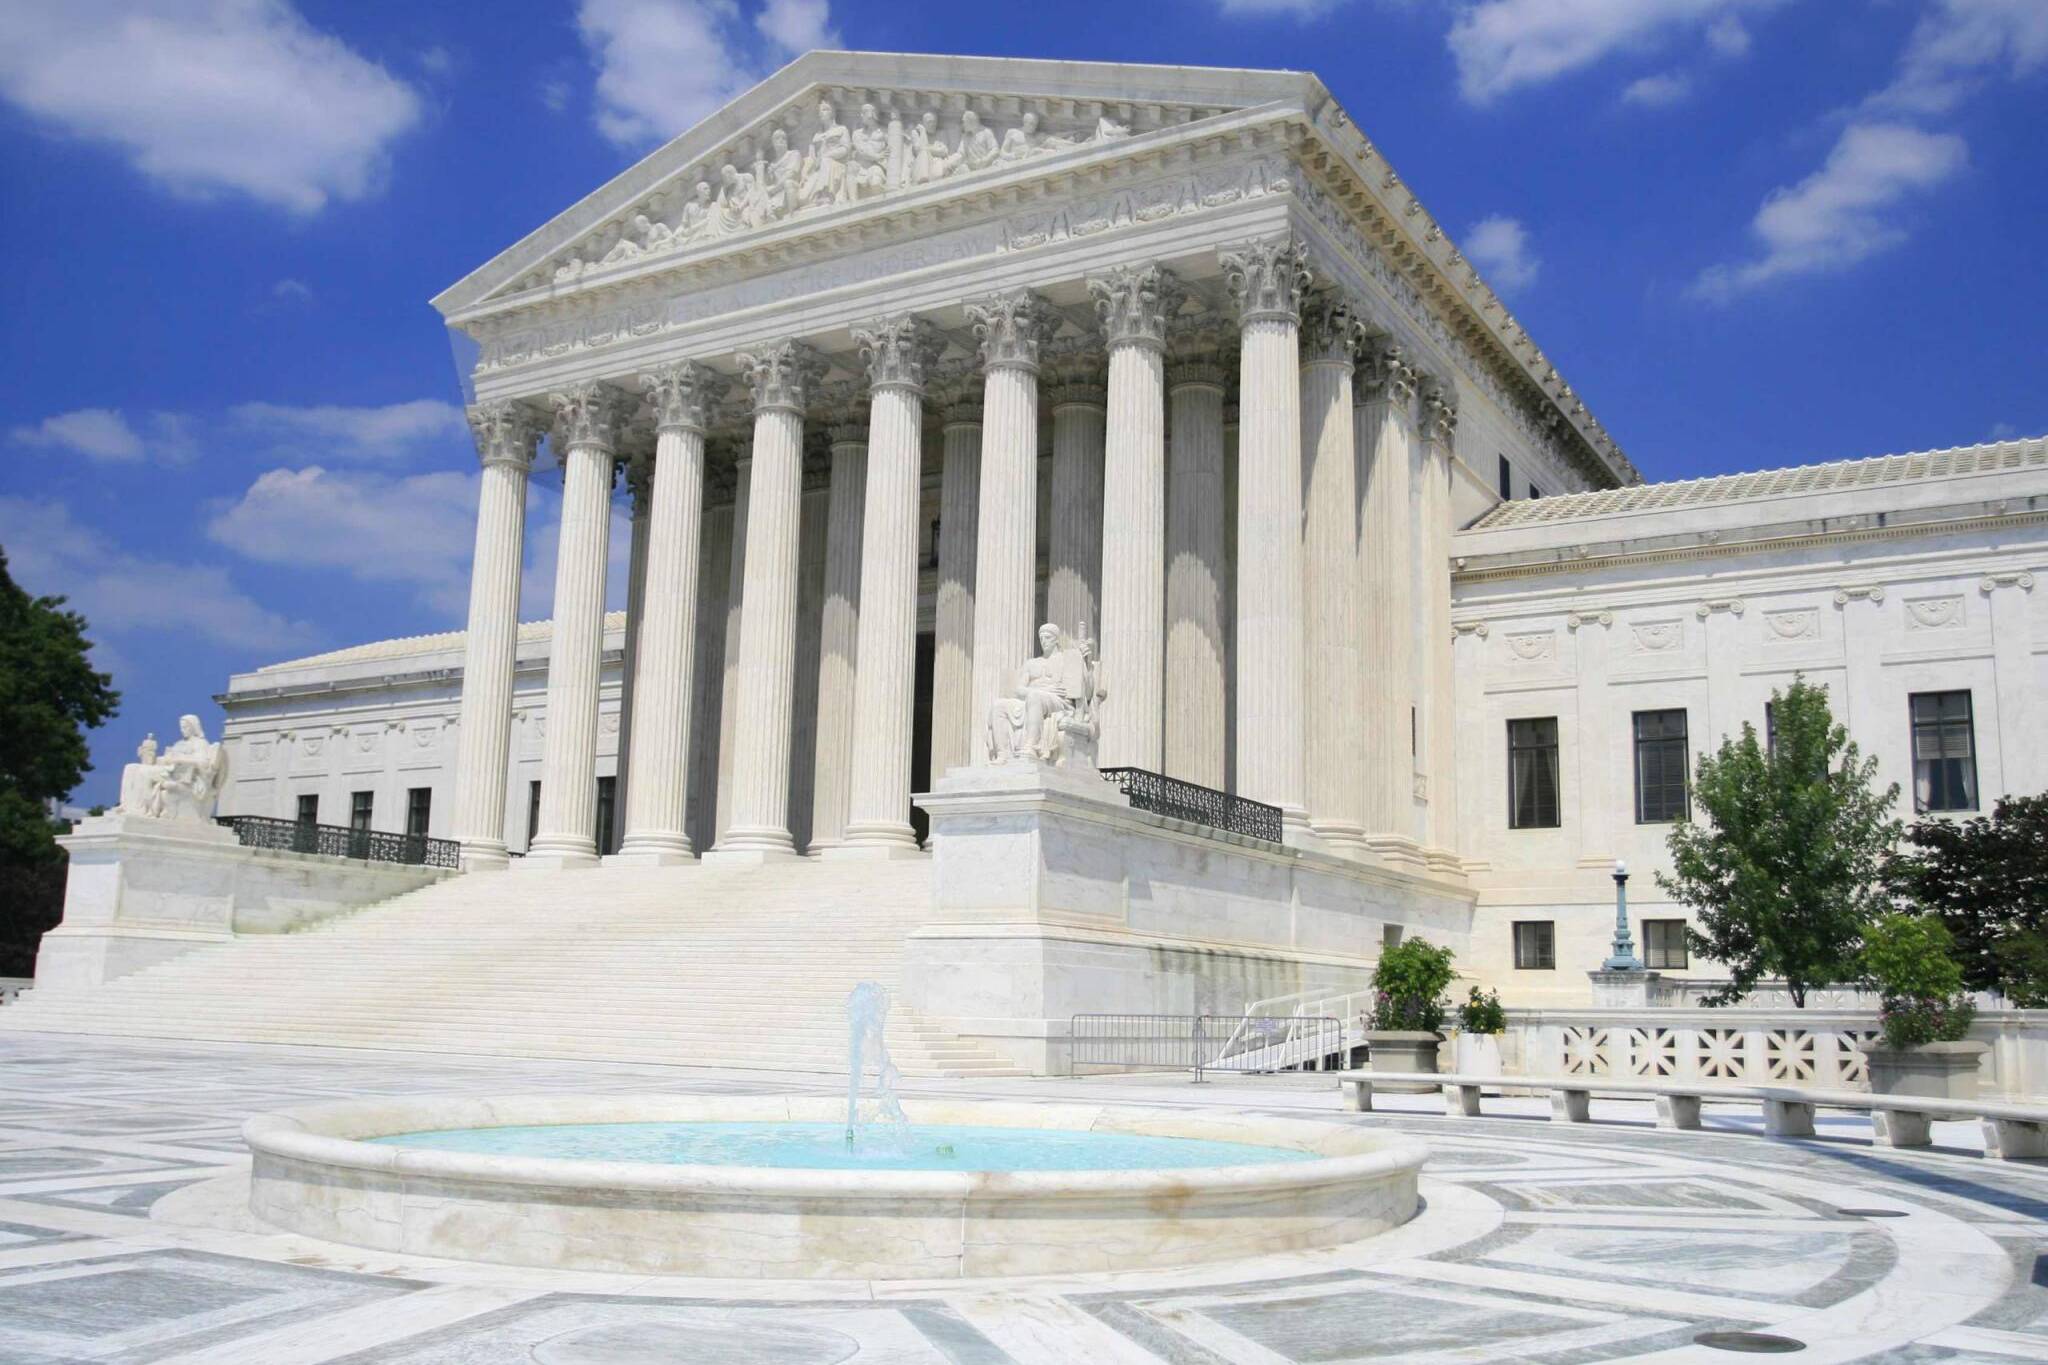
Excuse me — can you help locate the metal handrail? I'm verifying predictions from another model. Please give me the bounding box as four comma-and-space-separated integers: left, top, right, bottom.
215, 815, 458, 869
1099, 767, 1283, 842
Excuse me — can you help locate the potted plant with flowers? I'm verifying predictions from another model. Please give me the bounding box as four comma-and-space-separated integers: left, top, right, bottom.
1859, 913, 1986, 1099
1364, 938, 1455, 1091
1452, 986, 1506, 1078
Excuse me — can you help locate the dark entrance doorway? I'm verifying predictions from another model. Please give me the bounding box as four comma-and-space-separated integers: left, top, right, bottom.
912, 630, 935, 843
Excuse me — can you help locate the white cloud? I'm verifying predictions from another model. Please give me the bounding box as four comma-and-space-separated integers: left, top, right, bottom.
1621, 71, 1692, 106
1704, 14, 1751, 58
576, 0, 838, 148
11, 408, 198, 465
1215, 0, 1344, 14
1464, 214, 1541, 291
1869, 0, 2048, 115
0, 1, 421, 214
1691, 122, 1967, 300
269, 278, 314, 304
0, 495, 316, 653
539, 78, 573, 114
227, 399, 469, 463
1447, 0, 1783, 104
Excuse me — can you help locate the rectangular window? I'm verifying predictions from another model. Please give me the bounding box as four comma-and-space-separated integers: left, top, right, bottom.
349, 791, 373, 831
1633, 709, 1690, 823
295, 793, 318, 825
406, 787, 431, 839
595, 775, 617, 855
1498, 454, 1513, 500
1382, 924, 1404, 951
1513, 921, 1555, 970
526, 780, 542, 851
1507, 718, 1561, 829
1911, 690, 1978, 812
1644, 919, 1690, 970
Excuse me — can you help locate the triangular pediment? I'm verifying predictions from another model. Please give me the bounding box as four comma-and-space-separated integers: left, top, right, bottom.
434, 52, 1314, 317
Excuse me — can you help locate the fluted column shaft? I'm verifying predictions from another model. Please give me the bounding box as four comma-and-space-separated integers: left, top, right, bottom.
451, 402, 540, 868
843, 316, 937, 847
1166, 367, 1227, 788
967, 291, 1048, 760
611, 451, 653, 852
712, 459, 750, 845
526, 384, 620, 868
1418, 381, 1460, 870
1222, 240, 1310, 834
1357, 341, 1417, 861
687, 490, 734, 853
616, 364, 715, 863
807, 431, 867, 850
1301, 297, 1366, 849
931, 410, 982, 776
1047, 390, 1105, 640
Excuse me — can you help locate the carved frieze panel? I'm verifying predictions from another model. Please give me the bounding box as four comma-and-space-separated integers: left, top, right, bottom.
1903, 595, 1966, 631
1629, 619, 1683, 655
1504, 630, 1556, 664
1761, 607, 1820, 642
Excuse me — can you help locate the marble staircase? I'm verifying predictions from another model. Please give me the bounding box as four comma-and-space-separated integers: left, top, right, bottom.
2, 858, 1027, 1077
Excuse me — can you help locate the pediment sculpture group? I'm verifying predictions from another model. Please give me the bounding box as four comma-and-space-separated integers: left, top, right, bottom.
562, 100, 1132, 280
986, 624, 1107, 769
113, 714, 228, 824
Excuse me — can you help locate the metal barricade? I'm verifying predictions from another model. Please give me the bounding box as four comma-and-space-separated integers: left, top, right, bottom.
1069, 1013, 1345, 1081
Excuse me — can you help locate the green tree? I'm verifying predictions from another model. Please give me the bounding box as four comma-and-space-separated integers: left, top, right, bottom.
1887, 794, 2048, 1005
0, 548, 119, 975
1656, 677, 1899, 1007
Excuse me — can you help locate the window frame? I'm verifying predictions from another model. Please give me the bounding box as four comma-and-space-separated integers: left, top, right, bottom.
1506, 716, 1561, 830
1633, 708, 1691, 824
1513, 920, 1556, 971
1643, 919, 1690, 971
405, 786, 432, 839
1497, 454, 1513, 500
348, 790, 373, 832
295, 793, 318, 825
1910, 689, 1979, 813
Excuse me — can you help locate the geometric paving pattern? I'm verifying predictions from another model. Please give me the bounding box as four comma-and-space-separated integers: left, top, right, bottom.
0, 1033, 2042, 1363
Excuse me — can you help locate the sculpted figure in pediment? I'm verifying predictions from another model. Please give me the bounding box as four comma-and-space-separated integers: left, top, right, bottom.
714, 163, 756, 234
676, 181, 713, 241
799, 99, 852, 208
760, 127, 803, 221
956, 110, 1000, 174
999, 111, 1048, 162
908, 111, 946, 183
850, 102, 890, 198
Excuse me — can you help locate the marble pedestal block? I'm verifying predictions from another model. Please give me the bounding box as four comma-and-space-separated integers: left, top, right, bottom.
910, 763, 1476, 1073
1866, 1041, 1990, 1101
37, 814, 449, 990
1588, 969, 1663, 1008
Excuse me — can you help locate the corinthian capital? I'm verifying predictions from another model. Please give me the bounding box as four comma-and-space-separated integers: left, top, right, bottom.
1219, 236, 1312, 325
965, 288, 1051, 372
1299, 292, 1368, 366
852, 315, 941, 393
1419, 376, 1459, 447
466, 400, 543, 470
735, 339, 825, 415
1088, 263, 1184, 350
548, 382, 623, 453
1355, 337, 1417, 409
640, 361, 723, 433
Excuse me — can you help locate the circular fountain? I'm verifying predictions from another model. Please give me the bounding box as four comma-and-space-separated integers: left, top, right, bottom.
243, 1093, 1424, 1278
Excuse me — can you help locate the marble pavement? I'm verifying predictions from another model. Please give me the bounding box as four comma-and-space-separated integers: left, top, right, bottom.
0, 1033, 2043, 1363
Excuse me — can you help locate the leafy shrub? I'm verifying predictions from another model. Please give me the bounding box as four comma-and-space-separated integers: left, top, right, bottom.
1370, 939, 1456, 1033
1456, 986, 1506, 1035
1861, 914, 1976, 1049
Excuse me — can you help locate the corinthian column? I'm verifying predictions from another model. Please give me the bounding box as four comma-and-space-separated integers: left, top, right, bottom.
807, 421, 867, 851
965, 289, 1050, 760
524, 382, 622, 869
1046, 361, 1105, 642
1220, 237, 1311, 837
611, 447, 653, 852
716, 339, 822, 857
1418, 377, 1461, 872
1300, 293, 1368, 851
1165, 356, 1227, 788
930, 396, 981, 776
842, 315, 939, 850
1356, 338, 1418, 865
1091, 263, 1181, 771
614, 362, 718, 864
450, 401, 541, 869
713, 456, 750, 845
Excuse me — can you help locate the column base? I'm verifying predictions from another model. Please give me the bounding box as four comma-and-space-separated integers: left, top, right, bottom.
604, 836, 696, 867
457, 840, 512, 872
1364, 834, 1428, 871
1423, 847, 1465, 877
1309, 821, 1370, 856
823, 837, 928, 861
702, 846, 804, 866
518, 837, 600, 871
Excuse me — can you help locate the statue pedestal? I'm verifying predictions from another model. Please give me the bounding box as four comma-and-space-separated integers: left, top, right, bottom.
1587, 969, 1662, 1008
37, 814, 242, 990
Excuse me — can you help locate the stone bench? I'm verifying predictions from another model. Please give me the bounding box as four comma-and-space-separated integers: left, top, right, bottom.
1334, 1070, 2048, 1161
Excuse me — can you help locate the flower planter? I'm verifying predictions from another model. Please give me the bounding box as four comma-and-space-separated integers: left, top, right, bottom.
1863, 1040, 1988, 1101
1364, 1031, 1443, 1092
1452, 1032, 1502, 1079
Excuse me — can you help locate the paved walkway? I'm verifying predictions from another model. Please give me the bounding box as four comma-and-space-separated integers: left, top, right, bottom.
0, 1034, 2043, 1363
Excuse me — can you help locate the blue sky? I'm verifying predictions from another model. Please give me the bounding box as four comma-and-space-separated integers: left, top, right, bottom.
3, 0, 2044, 808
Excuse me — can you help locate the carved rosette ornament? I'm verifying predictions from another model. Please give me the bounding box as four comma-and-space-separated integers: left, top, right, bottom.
966, 289, 1052, 373
1299, 292, 1367, 367
1219, 236, 1313, 325
1088, 263, 1184, 351
736, 339, 825, 414
1356, 337, 1417, 408
852, 315, 941, 394
466, 400, 543, 470
1419, 377, 1459, 448
639, 360, 722, 433
549, 382, 623, 454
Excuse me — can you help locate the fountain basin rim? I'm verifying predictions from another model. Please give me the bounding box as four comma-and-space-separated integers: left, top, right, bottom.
243, 1093, 1420, 1201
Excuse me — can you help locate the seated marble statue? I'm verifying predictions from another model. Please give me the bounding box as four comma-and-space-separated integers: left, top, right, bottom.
113, 714, 227, 823
985, 624, 1106, 767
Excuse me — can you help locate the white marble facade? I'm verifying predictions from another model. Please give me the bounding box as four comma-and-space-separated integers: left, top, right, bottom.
210, 53, 2048, 1006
